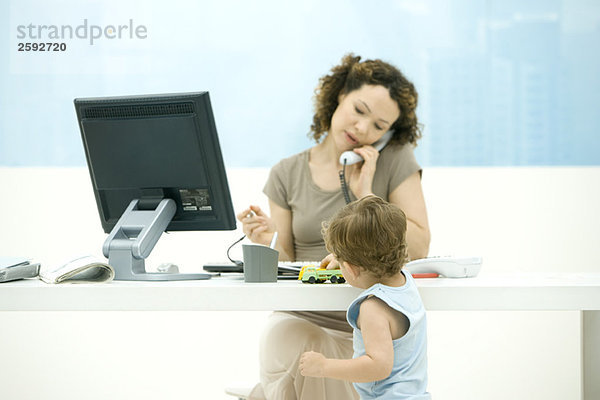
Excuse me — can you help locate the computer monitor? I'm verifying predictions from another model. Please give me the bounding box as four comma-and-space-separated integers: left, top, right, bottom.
74, 91, 236, 281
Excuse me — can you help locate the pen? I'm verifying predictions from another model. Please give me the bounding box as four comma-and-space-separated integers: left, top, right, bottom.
269, 232, 278, 249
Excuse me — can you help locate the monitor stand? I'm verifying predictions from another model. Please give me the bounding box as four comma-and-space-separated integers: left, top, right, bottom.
103, 198, 211, 281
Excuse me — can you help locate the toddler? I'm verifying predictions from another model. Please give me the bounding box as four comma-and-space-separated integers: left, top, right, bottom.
299, 195, 430, 400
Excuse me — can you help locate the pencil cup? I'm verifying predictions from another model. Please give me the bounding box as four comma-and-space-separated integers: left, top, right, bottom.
242, 244, 278, 283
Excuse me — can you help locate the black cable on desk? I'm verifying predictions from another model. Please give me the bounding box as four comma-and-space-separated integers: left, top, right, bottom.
227, 235, 245, 266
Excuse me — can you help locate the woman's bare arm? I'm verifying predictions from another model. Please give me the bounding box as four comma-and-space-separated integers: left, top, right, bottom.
389, 171, 431, 260
268, 199, 295, 261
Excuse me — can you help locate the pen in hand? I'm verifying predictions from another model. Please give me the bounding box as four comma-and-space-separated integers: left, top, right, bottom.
269, 232, 278, 249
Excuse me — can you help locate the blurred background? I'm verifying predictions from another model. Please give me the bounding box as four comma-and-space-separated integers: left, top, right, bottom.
2, 0, 599, 168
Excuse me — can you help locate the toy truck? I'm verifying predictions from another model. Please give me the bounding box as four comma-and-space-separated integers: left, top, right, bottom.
298, 265, 346, 284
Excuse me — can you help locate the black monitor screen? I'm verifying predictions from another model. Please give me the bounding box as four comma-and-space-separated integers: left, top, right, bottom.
74, 91, 236, 234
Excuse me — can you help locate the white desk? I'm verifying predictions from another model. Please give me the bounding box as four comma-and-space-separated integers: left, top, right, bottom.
1, 272, 599, 399
0, 272, 599, 311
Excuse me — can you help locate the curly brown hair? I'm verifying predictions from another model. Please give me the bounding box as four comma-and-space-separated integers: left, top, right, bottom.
322, 195, 408, 278
310, 53, 422, 146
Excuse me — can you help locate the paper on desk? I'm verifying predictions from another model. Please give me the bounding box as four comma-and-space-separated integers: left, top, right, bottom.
39, 255, 114, 284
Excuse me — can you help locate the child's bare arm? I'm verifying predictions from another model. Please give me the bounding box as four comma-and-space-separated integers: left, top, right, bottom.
299, 298, 395, 382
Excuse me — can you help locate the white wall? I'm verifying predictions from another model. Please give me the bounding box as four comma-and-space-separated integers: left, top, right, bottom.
1, 167, 599, 400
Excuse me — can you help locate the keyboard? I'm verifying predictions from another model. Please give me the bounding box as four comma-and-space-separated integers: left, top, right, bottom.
203, 261, 320, 278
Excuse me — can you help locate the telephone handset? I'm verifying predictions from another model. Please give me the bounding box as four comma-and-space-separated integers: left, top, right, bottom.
339, 130, 394, 166
338, 130, 394, 204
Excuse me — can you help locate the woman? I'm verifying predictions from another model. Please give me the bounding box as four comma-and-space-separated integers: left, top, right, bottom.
238, 53, 430, 400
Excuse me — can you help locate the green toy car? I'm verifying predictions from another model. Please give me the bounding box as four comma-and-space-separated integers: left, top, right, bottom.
298, 265, 346, 284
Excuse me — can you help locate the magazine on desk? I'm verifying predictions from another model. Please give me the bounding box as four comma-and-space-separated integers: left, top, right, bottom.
39, 255, 115, 284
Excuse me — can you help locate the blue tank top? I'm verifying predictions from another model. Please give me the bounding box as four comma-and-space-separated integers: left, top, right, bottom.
346, 271, 431, 400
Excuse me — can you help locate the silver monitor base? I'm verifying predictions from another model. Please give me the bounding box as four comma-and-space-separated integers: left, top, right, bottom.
103, 198, 211, 281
